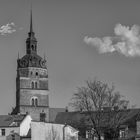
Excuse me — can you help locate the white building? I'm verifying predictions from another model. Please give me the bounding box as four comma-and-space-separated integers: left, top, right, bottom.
31, 121, 79, 140
0, 114, 32, 140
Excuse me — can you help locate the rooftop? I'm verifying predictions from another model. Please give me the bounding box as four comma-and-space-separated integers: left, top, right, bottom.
0, 114, 26, 127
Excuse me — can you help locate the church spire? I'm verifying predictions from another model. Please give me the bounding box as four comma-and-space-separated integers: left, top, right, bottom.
30, 9, 33, 33
28, 8, 35, 38
26, 8, 37, 54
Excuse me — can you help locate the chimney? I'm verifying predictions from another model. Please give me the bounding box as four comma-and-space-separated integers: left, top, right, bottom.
65, 106, 68, 112
40, 110, 46, 122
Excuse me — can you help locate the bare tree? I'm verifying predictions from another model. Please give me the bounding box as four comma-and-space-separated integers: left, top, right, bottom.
70, 78, 129, 140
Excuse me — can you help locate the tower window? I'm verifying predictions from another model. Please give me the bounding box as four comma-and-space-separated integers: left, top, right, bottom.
35, 82, 38, 89
31, 82, 34, 89
30, 71, 33, 75
35, 98, 38, 106
36, 72, 38, 76
31, 98, 34, 106
31, 45, 34, 51
31, 81, 38, 89
31, 97, 38, 106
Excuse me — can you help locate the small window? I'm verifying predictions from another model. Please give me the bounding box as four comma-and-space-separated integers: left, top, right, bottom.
31, 82, 34, 89
35, 82, 38, 89
120, 130, 125, 138
30, 71, 33, 75
1, 129, 5, 136
31, 45, 34, 50
31, 98, 34, 106
35, 98, 38, 106
36, 72, 38, 76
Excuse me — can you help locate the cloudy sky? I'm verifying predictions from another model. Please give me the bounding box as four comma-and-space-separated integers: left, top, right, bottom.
0, 0, 140, 114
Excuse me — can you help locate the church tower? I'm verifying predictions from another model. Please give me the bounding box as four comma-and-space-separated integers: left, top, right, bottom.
13, 11, 49, 122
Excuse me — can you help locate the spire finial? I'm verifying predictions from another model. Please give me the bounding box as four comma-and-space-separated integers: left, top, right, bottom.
18, 51, 19, 59
30, 5, 33, 33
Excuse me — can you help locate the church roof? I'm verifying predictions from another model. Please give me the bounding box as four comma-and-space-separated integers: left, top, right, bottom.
0, 114, 26, 127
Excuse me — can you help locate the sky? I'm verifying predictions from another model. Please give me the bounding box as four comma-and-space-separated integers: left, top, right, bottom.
0, 0, 140, 114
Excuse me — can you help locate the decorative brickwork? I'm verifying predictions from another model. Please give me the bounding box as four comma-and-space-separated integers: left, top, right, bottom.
20, 106, 49, 122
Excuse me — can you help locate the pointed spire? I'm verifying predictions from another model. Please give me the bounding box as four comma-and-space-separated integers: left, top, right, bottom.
28, 3, 35, 37
30, 8, 33, 33
26, 4, 37, 55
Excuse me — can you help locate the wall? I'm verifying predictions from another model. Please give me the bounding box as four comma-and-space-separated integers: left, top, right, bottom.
20, 115, 32, 136
21, 137, 31, 140
6, 133, 20, 140
0, 127, 19, 140
137, 121, 140, 135
136, 121, 140, 139
31, 122, 78, 140
20, 89, 49, 106
20, 106, 49, 122
65, 126, 79, 140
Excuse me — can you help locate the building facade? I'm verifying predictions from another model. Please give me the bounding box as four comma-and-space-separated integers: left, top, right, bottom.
0, 114, 32, 140
31, 121, 79, 140
12, 11, 49, 122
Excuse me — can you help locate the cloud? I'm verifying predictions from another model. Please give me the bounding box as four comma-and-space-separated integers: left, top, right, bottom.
0, 22, 16, 35
84, 24, 140, 57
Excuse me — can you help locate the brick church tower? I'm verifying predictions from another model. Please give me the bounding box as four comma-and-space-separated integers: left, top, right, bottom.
12, 11, 49, 122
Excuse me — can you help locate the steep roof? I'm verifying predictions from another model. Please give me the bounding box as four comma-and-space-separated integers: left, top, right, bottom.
49, 108, 65, 122
55, 111, 85, 124
55, 108, 140, 128
0, 114, 26, 127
